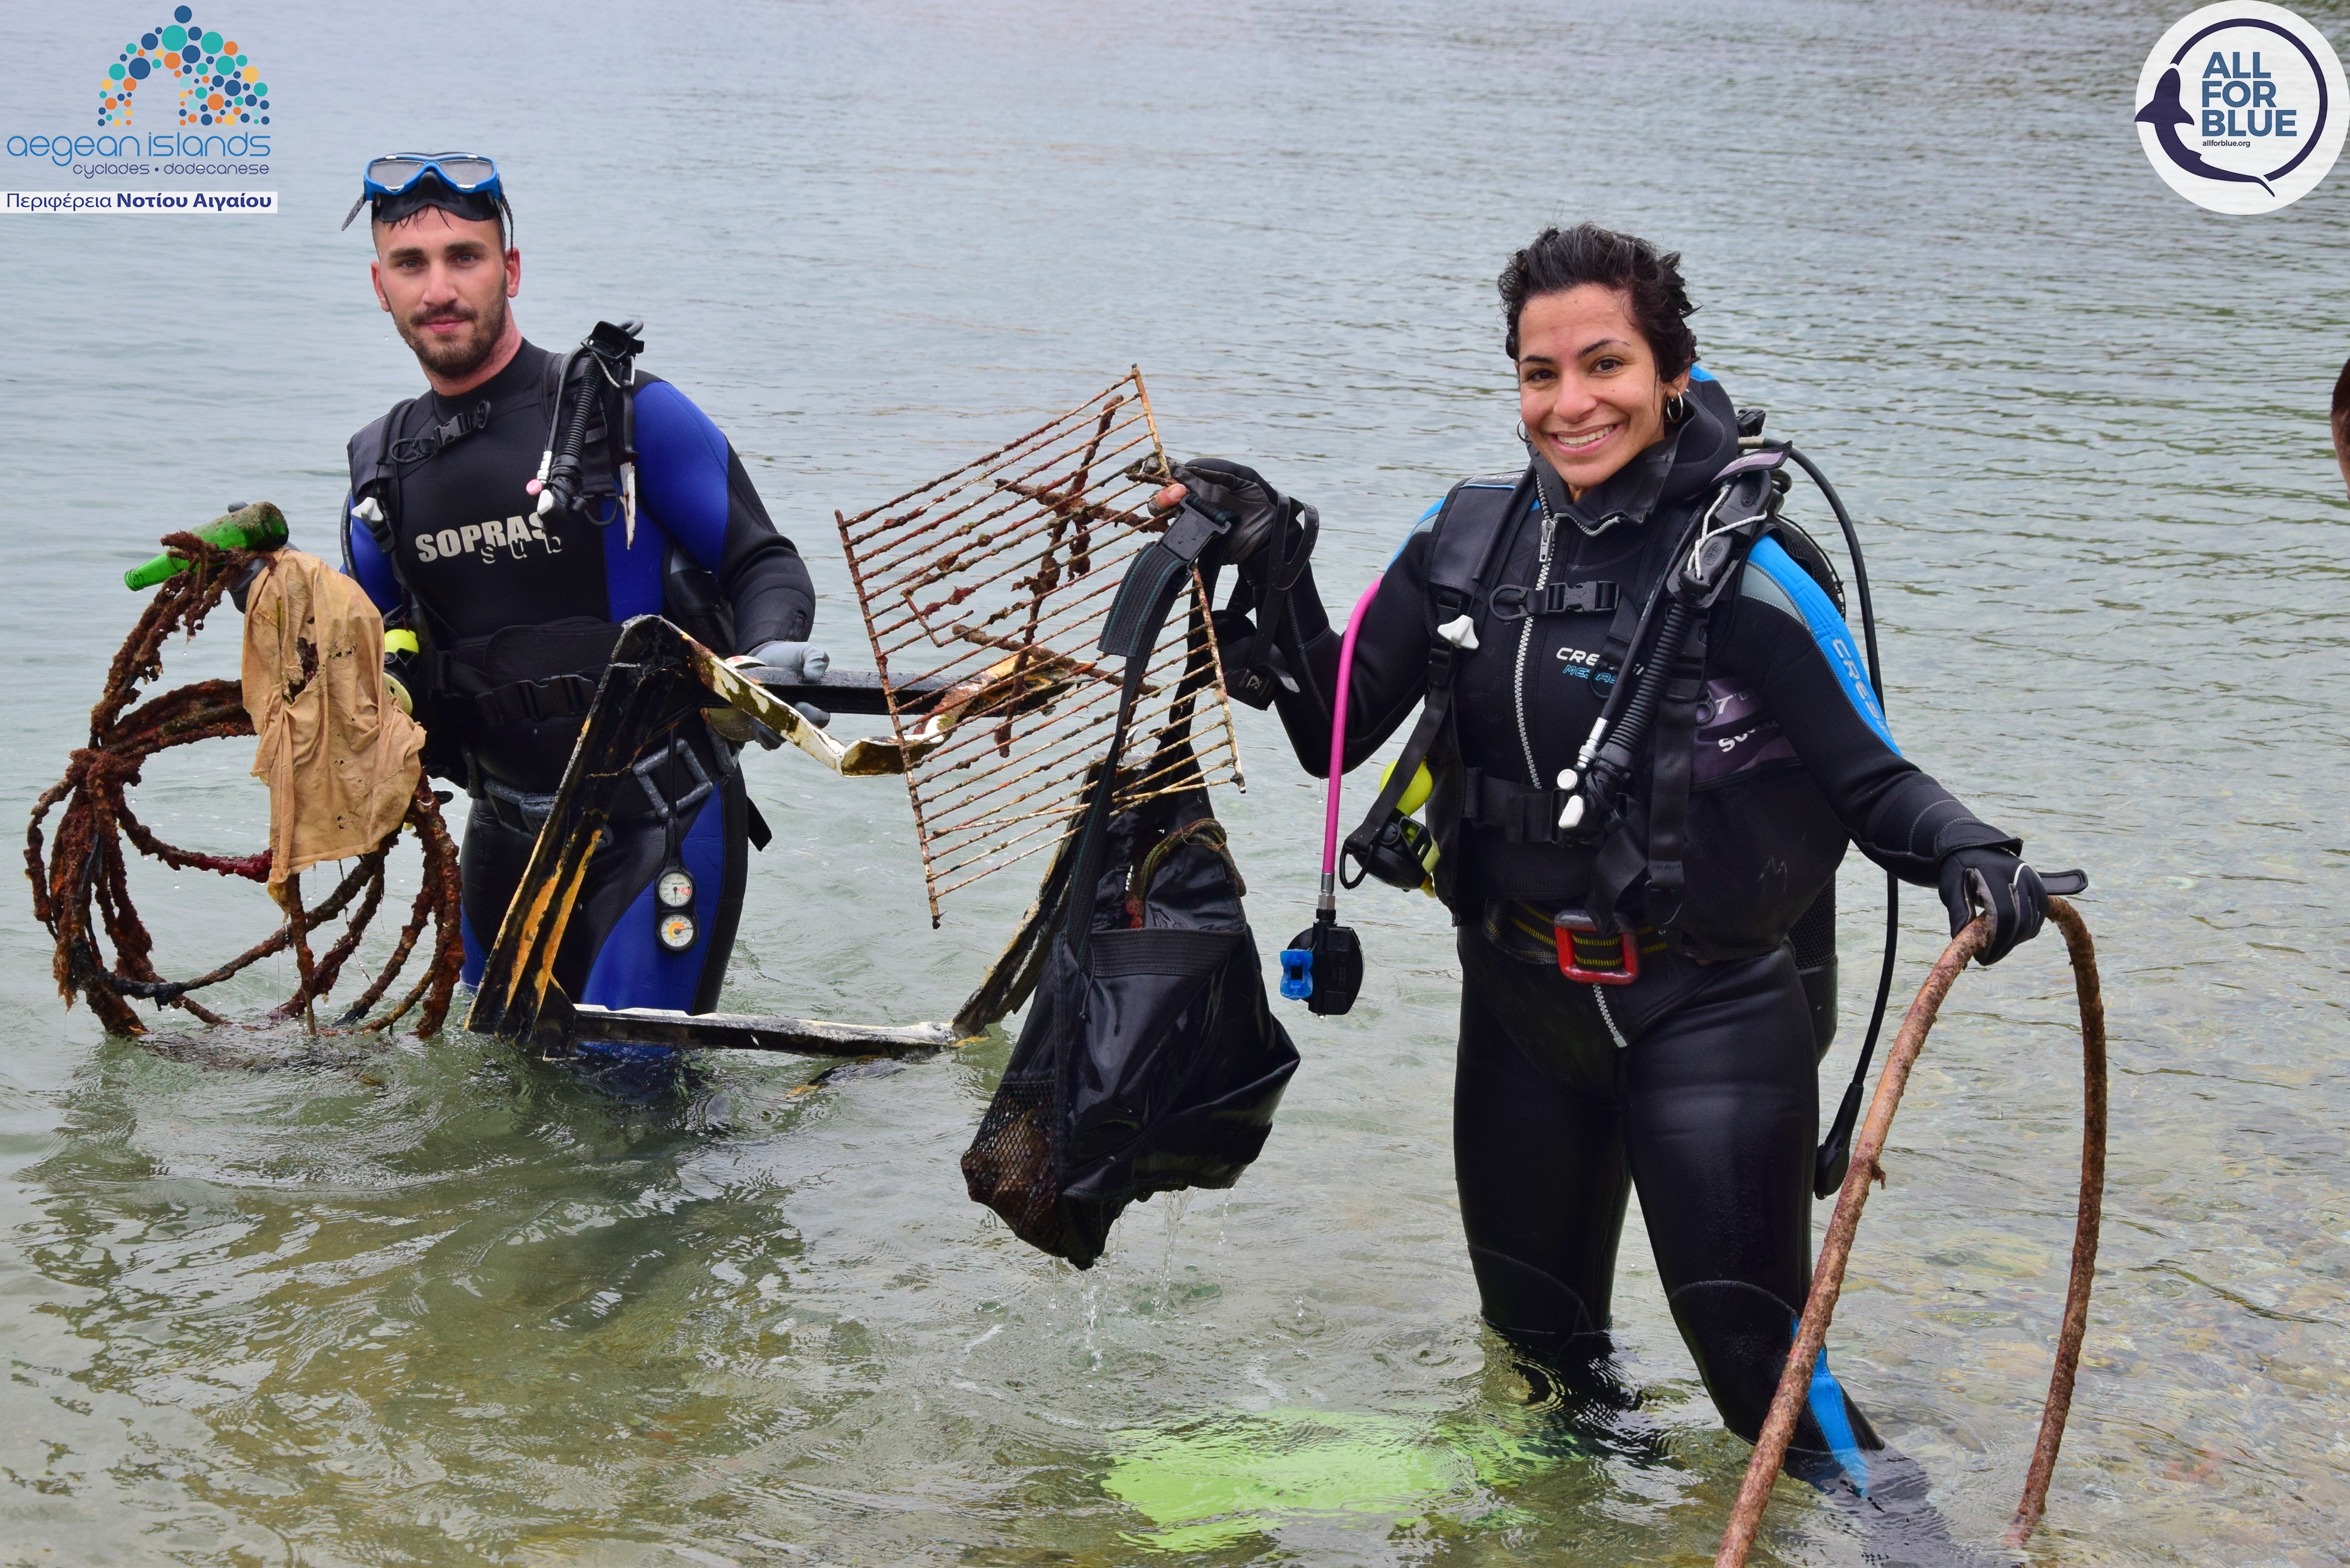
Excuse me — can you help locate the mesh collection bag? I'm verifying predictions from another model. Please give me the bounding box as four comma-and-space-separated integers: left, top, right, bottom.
961, 505, 1299, 1269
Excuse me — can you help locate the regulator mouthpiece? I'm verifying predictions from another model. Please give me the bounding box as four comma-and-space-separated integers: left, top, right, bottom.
1278, 947, 1314, 1001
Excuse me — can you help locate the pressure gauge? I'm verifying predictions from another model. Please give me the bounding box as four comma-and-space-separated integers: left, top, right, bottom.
658, 912, 698, 952
655, 867, 695, 909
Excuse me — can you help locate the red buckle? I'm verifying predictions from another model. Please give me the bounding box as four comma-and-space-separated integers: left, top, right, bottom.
1554, 912, 1639, 986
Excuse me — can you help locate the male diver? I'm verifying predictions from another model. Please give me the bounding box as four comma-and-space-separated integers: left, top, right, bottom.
339, 154, 826, 1023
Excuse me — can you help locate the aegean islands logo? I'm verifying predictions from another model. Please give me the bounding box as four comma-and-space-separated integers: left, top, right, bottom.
2135, 2, 2346, 212
5, 3, 270, 180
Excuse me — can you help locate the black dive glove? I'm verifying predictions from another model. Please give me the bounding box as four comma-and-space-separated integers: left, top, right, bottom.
1938, 846, 2048, 966
1169, 458, 1313, 572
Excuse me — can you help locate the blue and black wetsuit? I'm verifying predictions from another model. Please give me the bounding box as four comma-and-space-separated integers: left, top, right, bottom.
1245, 375, 2021, 1506
343, 338, 813, 1016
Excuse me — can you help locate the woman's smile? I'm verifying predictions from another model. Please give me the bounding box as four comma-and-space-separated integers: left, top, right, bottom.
1546, 419, 1623, 456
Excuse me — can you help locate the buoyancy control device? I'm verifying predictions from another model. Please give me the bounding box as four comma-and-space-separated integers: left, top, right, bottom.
1284, 414, 1908, 1201
342, 321, 738, 784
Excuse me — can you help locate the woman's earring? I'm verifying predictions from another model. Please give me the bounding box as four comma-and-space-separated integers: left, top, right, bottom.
1663, 393, 1689, 424
1516, 422, 1531, 444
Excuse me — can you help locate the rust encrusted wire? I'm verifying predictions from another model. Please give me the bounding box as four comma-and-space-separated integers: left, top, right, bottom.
24, 532, 464, 1041
836, 370, 1243, 923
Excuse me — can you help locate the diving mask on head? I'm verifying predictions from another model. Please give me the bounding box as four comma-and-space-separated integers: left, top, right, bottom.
341, 152, 511, 234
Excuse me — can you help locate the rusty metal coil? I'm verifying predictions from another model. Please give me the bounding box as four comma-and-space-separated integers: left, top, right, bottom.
24, 532, 464, 1041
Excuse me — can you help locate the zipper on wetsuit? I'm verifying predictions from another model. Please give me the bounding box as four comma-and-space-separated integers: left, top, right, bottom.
1522, 498, 1633, 1051
1514, 498, 1558, 788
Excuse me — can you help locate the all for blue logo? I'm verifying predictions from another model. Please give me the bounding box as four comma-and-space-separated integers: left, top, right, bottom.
2134, 3, 2347, 213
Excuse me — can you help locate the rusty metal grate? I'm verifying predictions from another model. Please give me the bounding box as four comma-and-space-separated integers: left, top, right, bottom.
835, 369, 1242, 925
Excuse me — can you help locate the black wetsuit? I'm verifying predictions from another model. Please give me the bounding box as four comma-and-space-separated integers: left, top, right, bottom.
1250, 373, 2021, 1492
345, 338, 814, 1014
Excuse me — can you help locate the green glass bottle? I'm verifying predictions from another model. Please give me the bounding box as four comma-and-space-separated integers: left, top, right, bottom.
124, 503, 289, 591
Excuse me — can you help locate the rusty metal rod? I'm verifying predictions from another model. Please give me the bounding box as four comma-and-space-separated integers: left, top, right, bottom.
1714, 897, 2106, 1567
339, 870, 434, 1021
916, 650, 1218, 816
917, 660, 1172, 795
2008, 898, 2107, 1548
871, 524, 1141, 649
845, 395, 1142, 534
861, 444, 1158, 597
864, 477, 1153, 599
879, 531, 1148, 653
929, 772, 1232, 901
269, 858, 386, 1021
912, 638, 1209, 768
837, 371, 1196, 920
928, 743, 1238, 875
922, 688, 1236, 837
930, 827, 1088, 896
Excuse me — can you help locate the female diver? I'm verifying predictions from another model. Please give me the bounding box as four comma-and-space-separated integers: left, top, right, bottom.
1165, 224, 2054, 1542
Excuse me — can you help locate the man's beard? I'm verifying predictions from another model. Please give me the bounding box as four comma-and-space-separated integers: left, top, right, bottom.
396, 291, 507, 380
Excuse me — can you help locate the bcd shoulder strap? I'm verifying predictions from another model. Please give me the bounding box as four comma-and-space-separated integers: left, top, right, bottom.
342, 397, 435, 651
1591, 448, 1793, 935
1339, 469, 1531, 866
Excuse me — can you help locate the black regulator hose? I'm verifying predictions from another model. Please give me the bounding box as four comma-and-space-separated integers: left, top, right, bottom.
1583, 594, 1696, 816
533, 349, 598, 518
1783, 443, 1900, 1201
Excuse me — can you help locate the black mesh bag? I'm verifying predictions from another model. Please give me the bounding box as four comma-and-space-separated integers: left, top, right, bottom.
960, 506, 1299, 1269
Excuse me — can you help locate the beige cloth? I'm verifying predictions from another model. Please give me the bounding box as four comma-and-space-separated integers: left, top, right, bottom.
240, 550, 425, 890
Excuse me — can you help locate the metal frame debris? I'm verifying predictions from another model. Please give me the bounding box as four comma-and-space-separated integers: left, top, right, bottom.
834, 369, 1242, 924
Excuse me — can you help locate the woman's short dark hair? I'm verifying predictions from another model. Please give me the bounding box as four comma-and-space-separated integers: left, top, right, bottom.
1498, 223, 1698, 378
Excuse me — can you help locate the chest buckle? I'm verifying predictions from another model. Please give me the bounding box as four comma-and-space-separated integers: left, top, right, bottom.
1490, 580, 1620, 621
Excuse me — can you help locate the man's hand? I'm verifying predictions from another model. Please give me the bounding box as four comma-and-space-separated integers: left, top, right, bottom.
729, 640, 831, 683
706, 706, 788, 748
227, 559, 265, 613
1937, 846, 2049, 966
715, 640, 830, 746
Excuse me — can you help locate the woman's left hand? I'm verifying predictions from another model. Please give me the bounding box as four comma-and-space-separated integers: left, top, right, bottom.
1937, 847, 2049, 964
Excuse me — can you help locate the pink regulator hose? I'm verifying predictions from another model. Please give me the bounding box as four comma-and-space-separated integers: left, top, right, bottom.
1323, 575, 1384, 880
